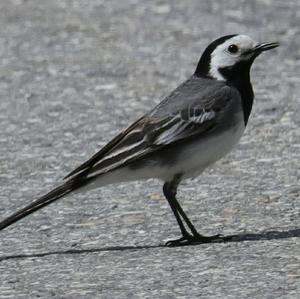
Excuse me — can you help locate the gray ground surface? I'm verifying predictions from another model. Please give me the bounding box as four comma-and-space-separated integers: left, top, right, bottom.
0, 0, 299, 298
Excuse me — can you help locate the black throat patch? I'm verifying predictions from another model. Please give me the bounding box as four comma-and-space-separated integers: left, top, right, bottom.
219, 61, 254, 125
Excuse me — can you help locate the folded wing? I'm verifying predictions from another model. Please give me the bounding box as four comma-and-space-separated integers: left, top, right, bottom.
65, 84, 236, 180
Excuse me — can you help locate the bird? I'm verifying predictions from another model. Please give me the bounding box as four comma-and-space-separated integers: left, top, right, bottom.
0, 34, 279, 246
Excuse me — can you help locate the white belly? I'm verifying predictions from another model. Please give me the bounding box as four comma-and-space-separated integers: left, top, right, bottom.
172, 118, 245, 179
79, 113, 245, 191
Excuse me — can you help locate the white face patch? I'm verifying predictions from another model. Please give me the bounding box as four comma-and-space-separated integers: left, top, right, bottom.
209, 35, 257, 81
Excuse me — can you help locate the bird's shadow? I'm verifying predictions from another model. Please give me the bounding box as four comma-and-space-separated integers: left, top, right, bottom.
0, 228, 299, 261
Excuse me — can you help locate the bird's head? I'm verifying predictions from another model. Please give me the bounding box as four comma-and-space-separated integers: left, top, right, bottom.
195, 34, 279, 81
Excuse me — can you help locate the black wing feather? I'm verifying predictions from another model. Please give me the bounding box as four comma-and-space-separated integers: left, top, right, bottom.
67, 82, 236, 179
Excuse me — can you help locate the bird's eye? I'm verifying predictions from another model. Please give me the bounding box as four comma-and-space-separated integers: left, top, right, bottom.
228, 44, 239, 54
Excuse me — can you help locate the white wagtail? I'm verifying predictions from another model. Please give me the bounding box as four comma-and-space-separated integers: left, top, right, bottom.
0, 34, 279, 246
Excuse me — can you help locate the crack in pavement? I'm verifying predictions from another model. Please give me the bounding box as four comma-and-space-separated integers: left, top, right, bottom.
0, 228, 299, 262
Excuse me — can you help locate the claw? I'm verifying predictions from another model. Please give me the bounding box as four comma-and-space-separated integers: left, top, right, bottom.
165, 236, 189, 247
165, 233, 230, 247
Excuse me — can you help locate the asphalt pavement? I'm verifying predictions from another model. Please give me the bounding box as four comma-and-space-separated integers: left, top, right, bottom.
0, 0, 299, 298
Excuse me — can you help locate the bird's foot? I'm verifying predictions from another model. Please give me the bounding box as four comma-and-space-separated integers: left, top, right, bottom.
165, 232, 231, 247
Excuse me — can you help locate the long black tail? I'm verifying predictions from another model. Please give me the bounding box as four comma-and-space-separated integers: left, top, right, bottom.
0, 178, 89, 231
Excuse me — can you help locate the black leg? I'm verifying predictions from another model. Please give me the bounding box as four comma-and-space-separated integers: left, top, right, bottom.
163, 174, 225, 247
170, 194, 199, 236
163, 182, 190, 238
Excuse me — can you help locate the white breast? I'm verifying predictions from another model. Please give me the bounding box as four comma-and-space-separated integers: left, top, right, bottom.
77, 112, 246, 192
168, 112, 246, 180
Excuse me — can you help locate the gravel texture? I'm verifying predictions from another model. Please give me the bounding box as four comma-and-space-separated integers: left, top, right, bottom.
0, 0, 299, 298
